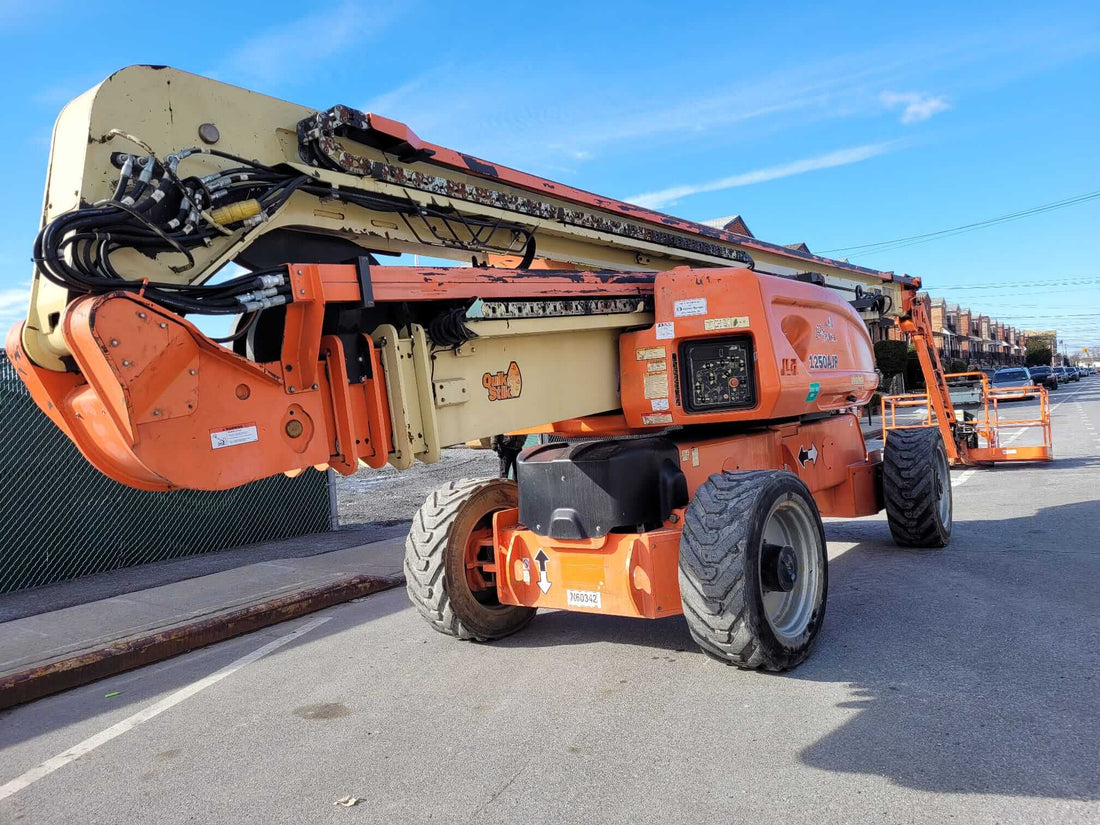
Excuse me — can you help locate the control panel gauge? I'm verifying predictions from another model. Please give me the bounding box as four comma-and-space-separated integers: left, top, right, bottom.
680, 337, 755, 412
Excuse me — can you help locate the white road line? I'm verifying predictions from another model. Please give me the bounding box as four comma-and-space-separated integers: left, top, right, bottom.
0, 616, 331, 803
954, 470, 977, 487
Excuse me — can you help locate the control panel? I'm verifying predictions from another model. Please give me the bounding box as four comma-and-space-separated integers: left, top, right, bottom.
680, 336, 756, 412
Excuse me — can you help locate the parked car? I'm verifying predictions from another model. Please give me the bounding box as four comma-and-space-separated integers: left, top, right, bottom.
991, 367, 1035, 400
1054, 366, 1078, 383
1028, 365, 1058, 389
1067, 367, 1081, 382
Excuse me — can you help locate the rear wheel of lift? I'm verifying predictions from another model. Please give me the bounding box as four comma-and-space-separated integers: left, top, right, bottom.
882, 427, 952, 548
405, 478, 536, 641
679, 471, 828, 671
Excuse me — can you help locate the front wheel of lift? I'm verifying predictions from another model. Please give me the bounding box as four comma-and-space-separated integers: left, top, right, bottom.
405, 478, 536, 641
678, 471, 828, 671
882, 427, 952, 548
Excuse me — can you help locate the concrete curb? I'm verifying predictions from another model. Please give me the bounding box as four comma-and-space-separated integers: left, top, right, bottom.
0, 573, 402, 711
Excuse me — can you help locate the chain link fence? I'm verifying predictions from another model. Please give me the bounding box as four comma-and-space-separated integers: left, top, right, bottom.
0, 350, 332, 593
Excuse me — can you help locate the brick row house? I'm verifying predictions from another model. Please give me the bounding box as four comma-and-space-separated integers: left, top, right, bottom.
877, 295, 1027, 368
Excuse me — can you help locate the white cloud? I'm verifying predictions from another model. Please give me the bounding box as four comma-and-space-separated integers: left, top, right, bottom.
626, 143, 897, 209
210, 2, 395, 90
0, 287, 30, 313
880, 91, 950, 124
0, 285, 30, 333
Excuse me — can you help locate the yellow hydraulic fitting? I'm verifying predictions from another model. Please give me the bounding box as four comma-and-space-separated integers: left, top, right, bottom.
209, 199, 261, 226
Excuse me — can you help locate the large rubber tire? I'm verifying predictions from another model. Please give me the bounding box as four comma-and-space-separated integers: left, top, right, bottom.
883, 427, 952, 548
679, 471, 828, 672
405, 478, 536, 641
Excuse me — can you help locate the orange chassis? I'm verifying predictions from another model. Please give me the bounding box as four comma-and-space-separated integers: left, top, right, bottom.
490, 415, 879, 620
11, 262, 886, 621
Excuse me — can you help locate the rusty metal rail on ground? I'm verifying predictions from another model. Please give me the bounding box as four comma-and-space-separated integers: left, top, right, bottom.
0, 573, 400, 711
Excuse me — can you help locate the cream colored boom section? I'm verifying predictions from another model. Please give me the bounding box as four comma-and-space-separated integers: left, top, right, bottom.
26, 65, 902, 369
373, 312, 643, 469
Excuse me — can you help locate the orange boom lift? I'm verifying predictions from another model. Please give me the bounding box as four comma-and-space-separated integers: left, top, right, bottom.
7, 67, 1051, 671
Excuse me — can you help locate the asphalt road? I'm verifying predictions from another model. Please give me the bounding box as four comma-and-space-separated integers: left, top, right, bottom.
2, 382, 1098, 825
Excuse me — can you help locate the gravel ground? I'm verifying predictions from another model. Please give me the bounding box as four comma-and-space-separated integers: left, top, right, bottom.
334, 447, 499, 526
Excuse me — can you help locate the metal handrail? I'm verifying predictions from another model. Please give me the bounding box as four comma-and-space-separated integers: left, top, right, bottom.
881, 371, 1052, 463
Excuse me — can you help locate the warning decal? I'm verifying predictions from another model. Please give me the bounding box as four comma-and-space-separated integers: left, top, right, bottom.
704, 316, 750, 331
210, 424, 259, 450
644, 373, 669, 400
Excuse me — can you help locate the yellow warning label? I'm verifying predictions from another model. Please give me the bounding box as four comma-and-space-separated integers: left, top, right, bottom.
644, 373, 669, 399
642, 412, 674, 425
646, 360, 667, 374
704, 316, 750, 331
635, 346, 666, 361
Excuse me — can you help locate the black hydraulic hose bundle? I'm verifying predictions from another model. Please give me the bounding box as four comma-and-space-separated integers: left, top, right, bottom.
32, 138, 536, 321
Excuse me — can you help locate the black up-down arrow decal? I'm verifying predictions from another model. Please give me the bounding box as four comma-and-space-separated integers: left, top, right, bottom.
534, 549, 551, 594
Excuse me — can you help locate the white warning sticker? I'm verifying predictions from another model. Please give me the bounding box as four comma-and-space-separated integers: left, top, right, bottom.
567, 589, 602, 609
673, 297, 707, 317
651, 397, 670, 411
210, 424, 258, 450
655, 321, 675, 340
704, 315, 750, 331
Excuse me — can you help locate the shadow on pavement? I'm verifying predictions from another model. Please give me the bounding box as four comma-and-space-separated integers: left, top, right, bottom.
490, 498, 1100, 801
794, 500, 1100, 801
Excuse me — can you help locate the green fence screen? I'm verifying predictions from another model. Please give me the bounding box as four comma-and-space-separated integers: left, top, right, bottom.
0, 350, 332, 592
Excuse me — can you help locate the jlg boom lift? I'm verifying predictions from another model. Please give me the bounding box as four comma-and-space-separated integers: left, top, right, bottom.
8, 67, 1052, 671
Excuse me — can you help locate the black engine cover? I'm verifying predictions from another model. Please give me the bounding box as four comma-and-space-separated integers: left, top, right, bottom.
516, 438, 689, 540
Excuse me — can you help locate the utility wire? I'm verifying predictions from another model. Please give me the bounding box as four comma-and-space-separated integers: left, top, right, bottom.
930, 277, 1100, 291
820, 189, 1100, 255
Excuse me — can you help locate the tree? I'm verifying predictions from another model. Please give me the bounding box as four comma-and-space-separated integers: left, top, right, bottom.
874, 340, 908, 390
1026, 347, 1052, 367
1026, 334, 1054, 367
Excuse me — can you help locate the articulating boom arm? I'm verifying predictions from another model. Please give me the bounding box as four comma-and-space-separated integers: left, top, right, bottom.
10, 65, 912, 492
22, 66, 910, 371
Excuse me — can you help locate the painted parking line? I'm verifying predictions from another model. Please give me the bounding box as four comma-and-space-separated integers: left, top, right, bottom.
0, 616, 331, 803
954, 470, 977, 487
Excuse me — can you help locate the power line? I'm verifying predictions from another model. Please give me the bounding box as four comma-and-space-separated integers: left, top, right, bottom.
819, 189, 1100, 255
930, 277, 1100, 291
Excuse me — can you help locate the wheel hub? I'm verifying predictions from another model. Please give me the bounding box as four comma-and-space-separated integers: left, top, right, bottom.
761, 541, 798, 593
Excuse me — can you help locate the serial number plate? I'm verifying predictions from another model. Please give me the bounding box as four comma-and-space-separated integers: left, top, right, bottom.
566, 589, 602, 609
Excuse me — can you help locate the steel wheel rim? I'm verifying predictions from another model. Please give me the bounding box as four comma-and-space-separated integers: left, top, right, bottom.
461, 516, 504, 608
760, 495, 823, 643
933, 446, 952, 528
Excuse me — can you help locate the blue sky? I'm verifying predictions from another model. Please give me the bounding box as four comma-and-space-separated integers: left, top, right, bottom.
1, 0, 1098, 347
